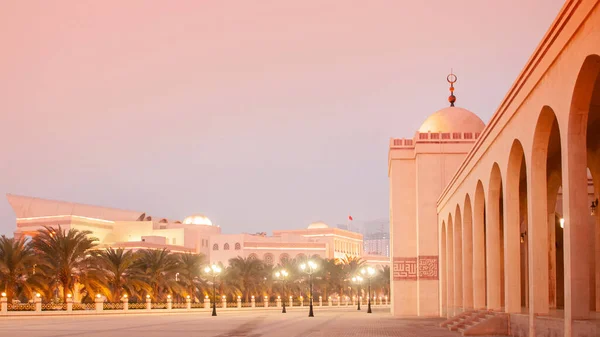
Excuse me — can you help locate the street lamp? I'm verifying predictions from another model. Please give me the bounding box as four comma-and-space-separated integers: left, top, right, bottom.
352, 276, 363, 310
204, 264, 222, 316
275, 269, 289, 313
300, 260, 317, 317
360, 266, 376, 313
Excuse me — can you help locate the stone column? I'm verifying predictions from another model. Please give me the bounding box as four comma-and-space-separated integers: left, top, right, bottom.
328, 297, 332, 307
222, 296, 227, 308
446, 221, 455, 316
319, 296, 323, 306
503, 175, 522, 313
145, 296, 151, 311
263, 296, 268, 308
337, 296, 341, 306
95, 295, 104, 313
473, 189, 487, 309
276, 297, 281, 308
185, 296, 191, 310
562, 139, 592, 328
34, 295, 42, 312
344, 296, 349, 306
526, 159, 550, 323
204, 296, 210, 309
1, 293, 7, 313
289, 296, 293, 307
300, 296, 304, 307
251, 296, 255, 308
486, 185, 502, 311
237, 296, 242, 309
462, 199, 474, 310
167, 296, 172, 310
123, 296, 129, 311
454, 213, 463, 314
352, 296, 356, 306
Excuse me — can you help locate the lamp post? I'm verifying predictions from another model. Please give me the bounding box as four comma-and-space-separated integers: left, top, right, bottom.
275, 269, 289, 313
352, 276, 363, 310
300, 260, 317, 317
204, 264, 222, 316
360, 266, 376, 313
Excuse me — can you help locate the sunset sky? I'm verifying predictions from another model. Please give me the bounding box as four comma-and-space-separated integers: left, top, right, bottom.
0, 1, 564, 235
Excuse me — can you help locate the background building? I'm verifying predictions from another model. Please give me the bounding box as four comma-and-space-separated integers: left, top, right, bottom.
6, 194, 387, 268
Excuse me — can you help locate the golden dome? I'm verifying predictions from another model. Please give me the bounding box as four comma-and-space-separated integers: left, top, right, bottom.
182, 214, 213, 226
418, 107, 484, 134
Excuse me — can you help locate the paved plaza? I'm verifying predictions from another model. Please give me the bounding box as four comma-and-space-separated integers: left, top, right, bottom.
0, 308, 459, 337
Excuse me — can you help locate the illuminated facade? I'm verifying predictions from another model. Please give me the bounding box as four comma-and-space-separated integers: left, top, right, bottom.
6, 194, 387, 267
389, 1, 600, 336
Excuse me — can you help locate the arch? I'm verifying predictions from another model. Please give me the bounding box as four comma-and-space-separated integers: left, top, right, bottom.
486, 162, 504, 310
473, 180, 486, 309
528, 106, 559, 318
212, 243, 219, 251
462, 194, 474, 309
563, 54, 600, 319
248, 253, 258, 260
223, 243, 230, 250
234, 242, 241, 250
159, 218, 168, 223
264, 253, 274, 265
446, 213, 455, 316
296, 253, 307, 262
504, 139, 527, 312
454, 204, 463, 311
280, 253, 290, 263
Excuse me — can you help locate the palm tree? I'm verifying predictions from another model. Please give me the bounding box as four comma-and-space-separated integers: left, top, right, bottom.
0, 236, 37, 302
92, 248, 145, 302
131, 249, 178, 301
175, 252, 207, 300
226, 256, 265, 302
32, 226, 97, 301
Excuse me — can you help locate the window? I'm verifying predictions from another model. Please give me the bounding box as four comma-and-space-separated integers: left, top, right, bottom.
234, 242, 241, 250
172, 238, 176, 245
213, 243, 219, 251
224, 243, 230, 250
264, 253, 274, 265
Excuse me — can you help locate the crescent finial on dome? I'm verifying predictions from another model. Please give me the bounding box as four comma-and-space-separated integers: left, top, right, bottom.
447, 70, 457, 107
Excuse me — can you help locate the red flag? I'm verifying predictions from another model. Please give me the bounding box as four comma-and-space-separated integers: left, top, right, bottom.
348, 215, 353, 221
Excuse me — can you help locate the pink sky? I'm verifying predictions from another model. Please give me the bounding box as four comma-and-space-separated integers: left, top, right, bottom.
0, 1, 564, 235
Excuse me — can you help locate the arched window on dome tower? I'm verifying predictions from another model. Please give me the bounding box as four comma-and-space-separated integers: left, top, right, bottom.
234, 242, 241, 250
224, 243, 230, 250
213, 243, 219, 251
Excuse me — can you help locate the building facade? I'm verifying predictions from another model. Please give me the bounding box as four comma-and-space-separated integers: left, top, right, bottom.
389, 1, 600, 336
6, 194, 386, 268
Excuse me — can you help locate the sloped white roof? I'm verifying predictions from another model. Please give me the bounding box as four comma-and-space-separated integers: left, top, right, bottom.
6, 194, 144, 222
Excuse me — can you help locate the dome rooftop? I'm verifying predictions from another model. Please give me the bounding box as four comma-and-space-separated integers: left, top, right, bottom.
182, 214, 214, 226
307, 221, 328, 229
418, 106, 484, 134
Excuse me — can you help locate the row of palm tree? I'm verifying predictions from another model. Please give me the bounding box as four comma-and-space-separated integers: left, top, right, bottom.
0, 226, 390, 304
